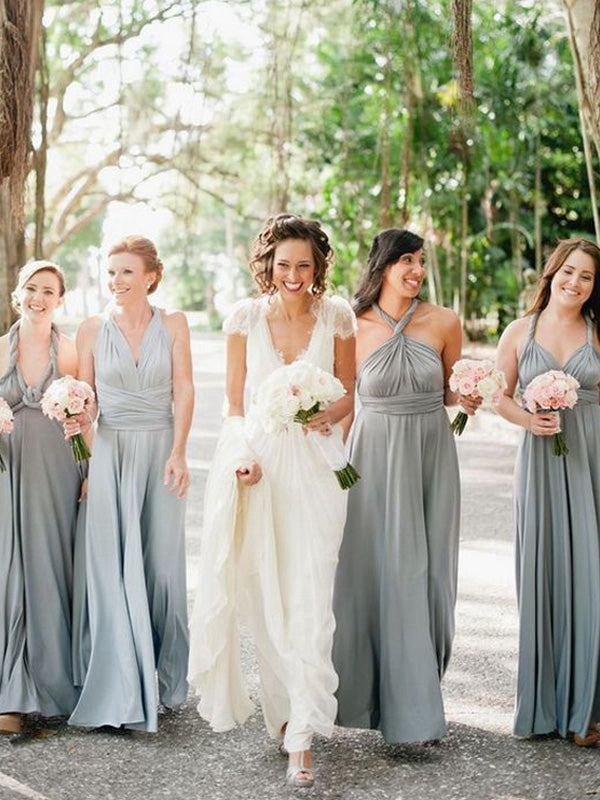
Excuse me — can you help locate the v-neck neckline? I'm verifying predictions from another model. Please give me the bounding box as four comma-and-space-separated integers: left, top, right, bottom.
110, 306, 156, 368
14, 322, 56, 390
263, 297, 320, 366
533, 339, 588, 372
530, 311, 592, 371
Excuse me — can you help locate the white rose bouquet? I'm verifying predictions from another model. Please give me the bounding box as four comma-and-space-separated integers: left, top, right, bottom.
254, 360, 360, 489
522, 370, 579, 456
448, 358, 507, 435
41, 376, 95, 462
0, 397, 14, 472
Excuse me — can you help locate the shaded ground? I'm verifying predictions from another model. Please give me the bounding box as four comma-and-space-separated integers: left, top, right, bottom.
1, 334, 598, 800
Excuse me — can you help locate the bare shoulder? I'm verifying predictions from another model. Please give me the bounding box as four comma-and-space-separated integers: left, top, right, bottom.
77, 315, 103, 343
161, 309, 190, 337
499, 316, 529, 347
57, 332, 77, 358
357, 308, 383, 329
57, 333, 78, 376
419, 301, 458, 323
417, 302, 460, 336
0, 333, 9, 377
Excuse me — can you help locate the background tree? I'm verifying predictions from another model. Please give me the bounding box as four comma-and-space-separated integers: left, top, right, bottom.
0, 0, 44, 330
0, 0, 597, 334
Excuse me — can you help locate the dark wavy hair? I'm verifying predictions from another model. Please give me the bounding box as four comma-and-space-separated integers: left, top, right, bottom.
353, 229, 425, 316
527, 238, 600, 338
249, 213, 333, 297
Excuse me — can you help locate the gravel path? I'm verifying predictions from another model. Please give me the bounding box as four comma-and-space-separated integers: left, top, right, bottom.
1, 334, 598, 800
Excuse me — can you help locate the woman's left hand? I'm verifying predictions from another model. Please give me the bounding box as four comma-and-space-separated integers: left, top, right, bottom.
458, 394, 483, 416
164, 451, 190, 499
303, 409, 335, 436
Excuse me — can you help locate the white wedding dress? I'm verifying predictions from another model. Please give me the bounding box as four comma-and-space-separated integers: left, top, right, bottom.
188, 293, 356, 753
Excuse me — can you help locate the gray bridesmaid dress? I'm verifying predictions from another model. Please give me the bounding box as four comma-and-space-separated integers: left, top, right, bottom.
332, 298, 460, 743
68, 307, 188, 732
514, 312, 600, 739
0, 322, 82, 717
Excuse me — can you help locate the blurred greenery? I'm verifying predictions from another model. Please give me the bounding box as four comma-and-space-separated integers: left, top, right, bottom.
14, 0, 599, 336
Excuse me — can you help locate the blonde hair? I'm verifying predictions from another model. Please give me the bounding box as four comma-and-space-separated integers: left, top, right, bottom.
11, 260, 66, 313
108, 235, 164, 294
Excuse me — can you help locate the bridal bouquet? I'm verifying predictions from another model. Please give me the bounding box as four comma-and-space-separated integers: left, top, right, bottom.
449, 359, 507, 435
41, 376, 95, 462
254, 360, 360, 489
522, 370, 579, 456
0, 397, 14, 472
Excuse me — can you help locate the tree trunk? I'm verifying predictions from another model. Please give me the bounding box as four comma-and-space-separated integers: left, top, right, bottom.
534, 132, 544, 271
459, 185, 468, 327
509, 193, 523, 289
424, 205, 444, 306
34, 24, 49, 258
0, 0, 45, 332
563, 0, 600, 239
0, 182, 20, 331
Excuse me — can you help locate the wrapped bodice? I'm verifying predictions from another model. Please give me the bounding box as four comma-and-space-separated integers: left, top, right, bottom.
518, 312, 600, 407
94, 307, 174, 431
357, 299, 445, 415
0, 321, 60, 412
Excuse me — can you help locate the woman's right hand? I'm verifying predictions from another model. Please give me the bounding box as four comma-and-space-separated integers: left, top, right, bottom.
528, 411, 560, 436
63, 412, 93, 439
458, 394, 483, 417
236, 461, 262, 486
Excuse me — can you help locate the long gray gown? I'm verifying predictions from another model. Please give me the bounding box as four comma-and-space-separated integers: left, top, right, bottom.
68, 307, 188, 732
332, 298, 460, 743
0, 321, 82, 717
514, 312, 600, 739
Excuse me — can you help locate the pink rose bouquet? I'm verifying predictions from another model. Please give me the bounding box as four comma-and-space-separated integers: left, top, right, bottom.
448, 359, 507, 435
0, 397, 14, 472
522, 370, 579, 456
41, 376, 95, 462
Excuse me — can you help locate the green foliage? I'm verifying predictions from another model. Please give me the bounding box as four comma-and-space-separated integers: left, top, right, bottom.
30, 0, 598, 335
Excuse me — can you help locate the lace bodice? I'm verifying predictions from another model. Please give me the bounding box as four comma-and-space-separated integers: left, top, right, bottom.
223, 294, 356, 394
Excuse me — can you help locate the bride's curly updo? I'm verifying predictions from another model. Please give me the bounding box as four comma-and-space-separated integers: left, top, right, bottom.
249, 214, 333, 297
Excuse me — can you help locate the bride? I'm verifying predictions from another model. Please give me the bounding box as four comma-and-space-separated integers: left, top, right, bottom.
189, 214, 356, 788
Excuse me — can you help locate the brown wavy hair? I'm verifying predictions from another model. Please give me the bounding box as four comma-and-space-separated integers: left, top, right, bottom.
527, 238, 600, 337
11, 260, 66, 313
108, 235, 164, 294
249, 214, 333, 297
353, 229, 425, 316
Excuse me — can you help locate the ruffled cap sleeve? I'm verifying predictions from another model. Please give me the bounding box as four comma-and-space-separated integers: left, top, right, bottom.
326, 295, 357, 339
222, 298, 261, 336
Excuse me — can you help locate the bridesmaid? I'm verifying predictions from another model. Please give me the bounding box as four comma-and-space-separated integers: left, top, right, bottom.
495, 237, 600, 745
332, 228, 472, 744
0, 261, 83, 734
67, 235, 194, 732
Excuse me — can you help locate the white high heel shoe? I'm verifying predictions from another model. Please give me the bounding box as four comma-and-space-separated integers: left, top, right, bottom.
286, 751, 314, 788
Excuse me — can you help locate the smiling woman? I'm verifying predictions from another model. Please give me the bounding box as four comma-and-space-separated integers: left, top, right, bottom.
189, 213, 357, 789
0, 260, 84, 736
66, 235, 194, 734
332, 228, 468, 745
495, 238, 600, 745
